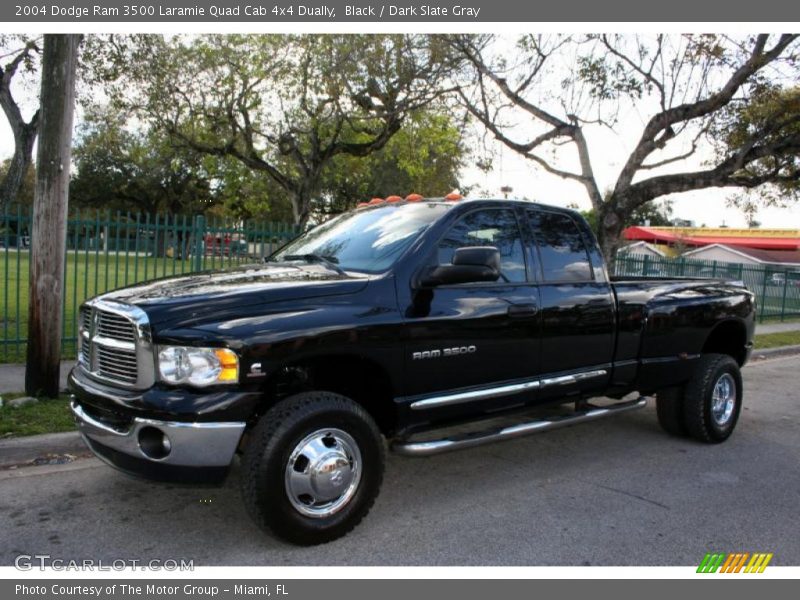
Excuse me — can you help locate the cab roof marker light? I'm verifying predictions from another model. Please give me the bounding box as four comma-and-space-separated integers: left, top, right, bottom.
405, 193, 424, 202
368, 197, 385, 205
445, 193, 463, 201
386, 195, 403, 203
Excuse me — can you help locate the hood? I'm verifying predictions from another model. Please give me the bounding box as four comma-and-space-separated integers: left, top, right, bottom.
100, 262, 370, 329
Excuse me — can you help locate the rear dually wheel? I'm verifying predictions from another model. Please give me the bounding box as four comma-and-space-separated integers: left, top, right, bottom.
682, 353, 743, 443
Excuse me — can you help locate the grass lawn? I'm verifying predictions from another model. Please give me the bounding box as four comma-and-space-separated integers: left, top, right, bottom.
0, 250, 252, 363
753, 330, 800, 350
0, 393, 74, 437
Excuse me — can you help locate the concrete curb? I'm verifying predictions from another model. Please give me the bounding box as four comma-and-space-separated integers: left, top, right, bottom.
0, 457, 102, 481
750, 344, 800, 361
0, 430, 89, 470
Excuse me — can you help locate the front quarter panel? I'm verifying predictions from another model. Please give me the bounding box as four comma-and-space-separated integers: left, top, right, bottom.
178, 277, 406, 396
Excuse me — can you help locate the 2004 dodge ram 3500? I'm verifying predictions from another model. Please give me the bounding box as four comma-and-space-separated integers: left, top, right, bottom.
69, 198, 755, 545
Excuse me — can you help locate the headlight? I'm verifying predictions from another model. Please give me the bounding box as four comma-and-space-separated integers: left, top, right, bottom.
157, 346, 239, 386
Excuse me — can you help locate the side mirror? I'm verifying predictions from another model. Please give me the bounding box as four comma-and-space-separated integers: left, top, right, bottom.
420, 246, 501, 287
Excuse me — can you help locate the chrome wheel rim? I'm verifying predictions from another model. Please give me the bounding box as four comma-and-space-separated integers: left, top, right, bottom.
284, 428, 362, 518
711, 373, 736, 426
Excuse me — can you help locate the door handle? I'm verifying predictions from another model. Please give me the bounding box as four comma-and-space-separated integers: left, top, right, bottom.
507, 304, 538, 317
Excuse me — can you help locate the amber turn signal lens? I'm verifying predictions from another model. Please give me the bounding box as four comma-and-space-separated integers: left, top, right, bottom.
214, 348, 239, 382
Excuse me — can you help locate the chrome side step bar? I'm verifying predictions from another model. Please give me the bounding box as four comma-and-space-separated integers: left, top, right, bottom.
391, 397, 647, 457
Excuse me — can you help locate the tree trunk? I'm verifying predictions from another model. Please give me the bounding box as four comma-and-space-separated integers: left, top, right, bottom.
0, 126, 36, 209
290, 186, 313, 227
596, 204, 626, 273
25, 35, 80, 398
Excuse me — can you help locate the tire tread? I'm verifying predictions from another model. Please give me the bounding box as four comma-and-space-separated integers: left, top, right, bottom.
240, 391, 384, 545
656, 386, 688, 437
683, 353, 741, 444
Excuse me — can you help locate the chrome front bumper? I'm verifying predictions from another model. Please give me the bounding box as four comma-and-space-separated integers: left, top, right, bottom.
71, 400, 245, 468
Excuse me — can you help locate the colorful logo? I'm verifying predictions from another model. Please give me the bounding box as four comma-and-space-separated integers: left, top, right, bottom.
697, 552, 773, 573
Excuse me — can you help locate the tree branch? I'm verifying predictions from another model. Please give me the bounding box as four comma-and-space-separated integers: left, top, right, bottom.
614, 34, 798, 196
166, 124, 296, 193
627, 133, 800, 207
453, 35, 571, 130
599, 34, 666, 109
639, 126, 707, 170
453, 35, 603, 207
0, 41, 41, 140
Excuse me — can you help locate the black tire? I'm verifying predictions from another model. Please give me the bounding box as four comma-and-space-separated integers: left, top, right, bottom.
656, 386, 688, 437
240, 391, 385, 545
682, 353, 743, 443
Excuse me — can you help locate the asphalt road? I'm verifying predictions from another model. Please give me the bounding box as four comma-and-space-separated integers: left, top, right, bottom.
1, 356, 798, 566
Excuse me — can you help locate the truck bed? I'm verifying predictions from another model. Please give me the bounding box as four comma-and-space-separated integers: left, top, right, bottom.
609, 275, 754, 394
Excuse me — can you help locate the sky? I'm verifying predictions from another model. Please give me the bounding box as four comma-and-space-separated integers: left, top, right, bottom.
1, 34, 798, 230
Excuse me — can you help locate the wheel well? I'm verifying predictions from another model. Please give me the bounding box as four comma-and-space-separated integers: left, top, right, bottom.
703, 320, 748, 365
258, 355, 397, 435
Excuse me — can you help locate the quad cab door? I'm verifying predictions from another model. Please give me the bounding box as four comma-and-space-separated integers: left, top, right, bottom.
524, 209, 615, 403
401, 207, 542, 422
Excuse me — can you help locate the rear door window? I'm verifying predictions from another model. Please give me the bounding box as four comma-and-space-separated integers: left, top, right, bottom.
528, 211, 593, 282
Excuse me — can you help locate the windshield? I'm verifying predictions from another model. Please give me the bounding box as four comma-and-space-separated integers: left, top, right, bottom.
272, 203, 452, 273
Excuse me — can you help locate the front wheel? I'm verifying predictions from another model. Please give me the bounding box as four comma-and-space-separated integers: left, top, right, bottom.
240, 391, 385, 545
682, 354, 743, 443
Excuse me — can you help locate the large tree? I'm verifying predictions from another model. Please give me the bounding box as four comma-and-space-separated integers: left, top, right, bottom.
70, 107, 215, 215
0, 35, 41, 211
89, 34, 459, 226
450, 34, 800, 263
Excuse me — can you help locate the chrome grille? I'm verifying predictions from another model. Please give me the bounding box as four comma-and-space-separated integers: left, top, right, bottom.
97, 311, 136, 342
95, 345, 138, 384
78, 300, 153, 389
79, 308, 92, 365
81, 308, 92, 332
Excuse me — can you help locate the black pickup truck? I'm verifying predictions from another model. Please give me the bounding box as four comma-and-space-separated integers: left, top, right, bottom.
69, 197, 755, 544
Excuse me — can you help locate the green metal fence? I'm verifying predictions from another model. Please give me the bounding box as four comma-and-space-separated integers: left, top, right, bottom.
615, 253, 800, 322
0, 204, 300, 363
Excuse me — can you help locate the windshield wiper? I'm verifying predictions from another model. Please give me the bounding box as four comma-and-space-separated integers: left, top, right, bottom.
280, 253, 347, 276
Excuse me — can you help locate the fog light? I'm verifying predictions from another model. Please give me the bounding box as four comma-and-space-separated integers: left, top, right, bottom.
138, 426, 171, 460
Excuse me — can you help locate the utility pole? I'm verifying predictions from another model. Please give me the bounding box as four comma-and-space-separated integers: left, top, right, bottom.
25, 35, 81, 397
